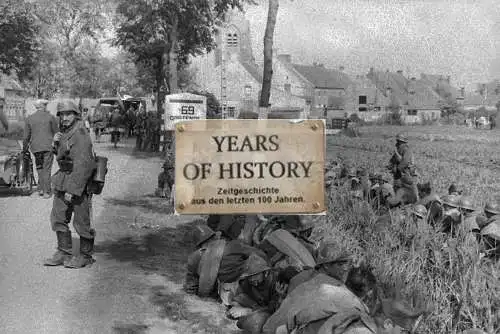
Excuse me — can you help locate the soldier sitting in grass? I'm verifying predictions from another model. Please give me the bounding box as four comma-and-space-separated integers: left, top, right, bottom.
287, 242, 355, 294
437, 194, 462, 234
457, 197, 481, 239
265, 265, 427, 334
226, 253, 286, 324
183, 225, 268, 299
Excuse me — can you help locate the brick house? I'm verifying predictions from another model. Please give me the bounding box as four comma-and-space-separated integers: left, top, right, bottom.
189, 11, 307, 119
367, 68, 442, 123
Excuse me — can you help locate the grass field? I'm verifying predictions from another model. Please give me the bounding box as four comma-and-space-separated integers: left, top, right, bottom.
320, 124, 499, 333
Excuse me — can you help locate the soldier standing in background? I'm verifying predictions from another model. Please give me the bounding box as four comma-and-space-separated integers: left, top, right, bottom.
134, 105, 146, 150
44, 101, 97, 269
23, 99, 59, 198
387, 134, 419, 205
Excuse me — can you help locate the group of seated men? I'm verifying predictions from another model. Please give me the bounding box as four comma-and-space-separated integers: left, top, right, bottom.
327, 161, 499, 259
183, 214, 432, 334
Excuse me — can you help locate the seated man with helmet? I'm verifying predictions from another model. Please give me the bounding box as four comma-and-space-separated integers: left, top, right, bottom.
476, 201, 500, 259
226, 253, 287, 331
457, 197, 481, 238
183, 225, 268, 299
264, 263, 426, 334
437, 194, 462, 234
155, 160, 174, 199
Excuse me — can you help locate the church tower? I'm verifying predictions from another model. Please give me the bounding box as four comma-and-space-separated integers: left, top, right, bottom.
214, 9, 255, 67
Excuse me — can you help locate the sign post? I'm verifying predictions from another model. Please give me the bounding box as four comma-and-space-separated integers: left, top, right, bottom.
174, 119, 326, 215
162, 93, 207, 153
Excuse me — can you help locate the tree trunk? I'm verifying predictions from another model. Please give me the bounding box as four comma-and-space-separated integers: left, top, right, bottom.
168, 16, 179, 95
259, 0, 279, 119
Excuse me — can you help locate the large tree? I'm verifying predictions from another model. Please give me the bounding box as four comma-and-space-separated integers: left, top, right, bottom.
0, 0, 41, 81
114, 0, 251, 114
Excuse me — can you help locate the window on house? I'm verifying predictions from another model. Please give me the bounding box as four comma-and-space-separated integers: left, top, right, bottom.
228, 106, 236, 118
408, 109, 418, 116
284, 83, 291, 93
244, 85, 252, 99
358, 107, 368, 112
227, 33, 238, 47
358, 96, 367, 104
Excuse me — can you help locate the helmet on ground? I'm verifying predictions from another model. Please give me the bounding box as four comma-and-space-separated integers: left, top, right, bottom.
396, 133, 408, 143
194, 224, 216, 247
484, 201, 500, 215
239, 254, 271, 279
57, 101, 80, 116
458, 196, 476, 211
315, 242, 352, 266
441, 194, 460, 208
412, 204, 427, 219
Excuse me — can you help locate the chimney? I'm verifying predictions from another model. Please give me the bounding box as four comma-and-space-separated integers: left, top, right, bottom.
397, 70, 403, 75
277, 54, 291, 63
339, 66, 345, 72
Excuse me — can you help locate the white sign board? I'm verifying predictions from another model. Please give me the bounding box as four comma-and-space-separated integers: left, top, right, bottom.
164, 93, 207, 131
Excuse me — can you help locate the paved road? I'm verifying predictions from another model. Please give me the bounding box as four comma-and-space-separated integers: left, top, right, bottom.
0, 138, 238, 334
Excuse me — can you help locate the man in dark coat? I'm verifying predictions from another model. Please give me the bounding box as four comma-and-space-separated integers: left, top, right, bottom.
44, 101, 97, 269
23, 99, 59, 198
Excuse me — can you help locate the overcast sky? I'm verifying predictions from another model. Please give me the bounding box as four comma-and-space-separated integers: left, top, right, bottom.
242, 0, 500, 90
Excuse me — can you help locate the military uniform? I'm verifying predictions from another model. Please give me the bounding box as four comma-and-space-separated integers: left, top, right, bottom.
388, 134, 419, 205
23, 100, 59, 197
45, 101, 97, 269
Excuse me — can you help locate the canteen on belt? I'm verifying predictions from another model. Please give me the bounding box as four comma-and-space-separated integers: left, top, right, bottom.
93, 156, 108, 182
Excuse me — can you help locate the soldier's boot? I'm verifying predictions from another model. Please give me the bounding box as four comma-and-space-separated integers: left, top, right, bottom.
64, 236, 95, 269
44, 231, 72, 266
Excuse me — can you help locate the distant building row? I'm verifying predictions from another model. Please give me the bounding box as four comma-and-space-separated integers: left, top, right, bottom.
190, 11, 500, 124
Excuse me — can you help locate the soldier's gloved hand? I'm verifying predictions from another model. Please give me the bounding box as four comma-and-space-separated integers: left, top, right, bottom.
64, 192, 73, 203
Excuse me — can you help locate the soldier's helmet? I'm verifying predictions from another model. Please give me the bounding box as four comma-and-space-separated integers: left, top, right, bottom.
239, 254, 271, 279
441, 194, 460, 208
194, 224, 216, 247
347, 167, 357, 178
458, 196, 476, 212
425, 193, 442, 204
57, 101, 80, 117
315, 242, 351, 266
484, 201, 500, 215
412, 204, 428, 219
396, 133, 408, 143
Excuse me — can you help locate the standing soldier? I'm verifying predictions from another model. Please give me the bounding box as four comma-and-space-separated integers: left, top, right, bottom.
109, 105, 123, 149
135, 106, 146, 150
387, 134, 419, 205
44, 101, 97, 269
23, 99, 59, 198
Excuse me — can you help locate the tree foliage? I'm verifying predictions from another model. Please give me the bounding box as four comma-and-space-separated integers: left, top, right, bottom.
114, 0, 249, 112
0, 0, 41, 81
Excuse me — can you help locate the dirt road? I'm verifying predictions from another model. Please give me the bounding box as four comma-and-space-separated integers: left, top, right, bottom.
0, 138, 239, 334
